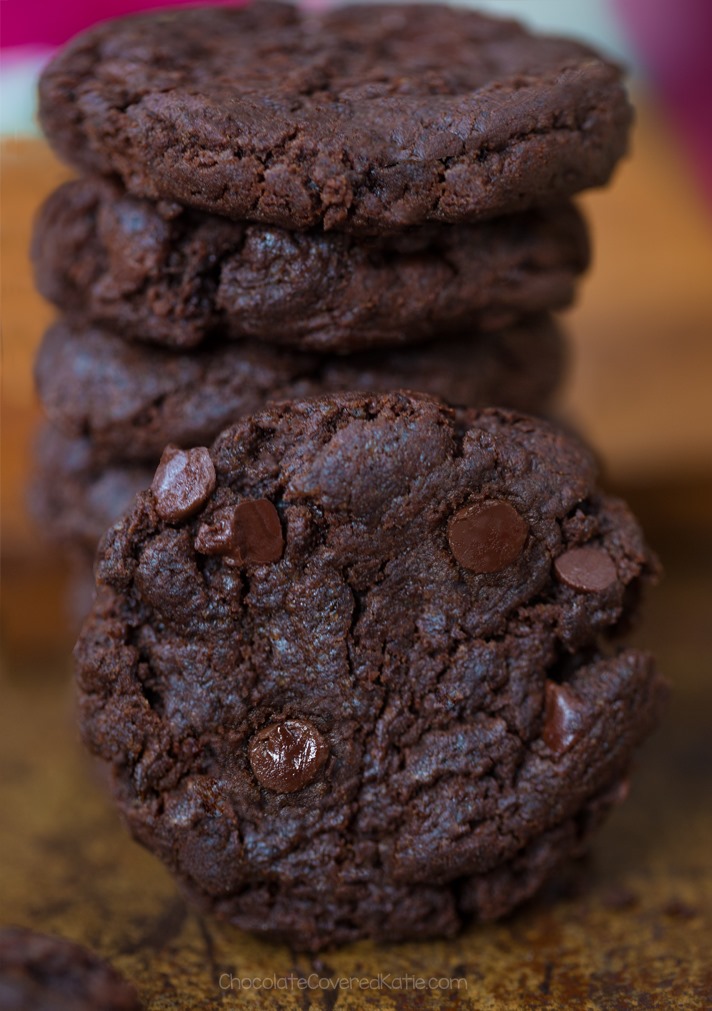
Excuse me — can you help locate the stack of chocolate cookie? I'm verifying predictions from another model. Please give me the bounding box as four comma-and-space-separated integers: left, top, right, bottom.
28, 1, 611, 598
30, 3, 664, 951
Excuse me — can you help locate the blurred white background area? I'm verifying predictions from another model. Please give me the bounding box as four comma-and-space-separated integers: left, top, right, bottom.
1, 0, 638, 136
461, 0, 633, 65
339, 0, 636, 66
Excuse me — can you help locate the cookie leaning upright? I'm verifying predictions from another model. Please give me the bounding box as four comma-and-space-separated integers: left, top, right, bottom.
38, 2, 632, 233
75, 392, 665, 951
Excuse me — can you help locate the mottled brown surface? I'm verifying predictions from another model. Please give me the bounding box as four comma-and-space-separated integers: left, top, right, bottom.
32, 177, 588, 352
33, 316, 566, 465
3, 111, 712, 560
38, 3, 631, 232
72, 394, 662, 951
2, 99, 712, 1008
1, 497, 710, 1007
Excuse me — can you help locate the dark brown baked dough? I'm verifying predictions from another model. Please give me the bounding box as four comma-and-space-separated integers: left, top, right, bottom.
0, 927, 141, 1011
30, 426, 152, 553
38, 3, 632, 233
32, 178, 589, 350
34, 316, 566, 465
74, 392, 664, 950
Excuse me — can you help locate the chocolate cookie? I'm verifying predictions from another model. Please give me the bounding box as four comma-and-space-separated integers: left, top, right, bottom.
35, 316, 566, 465
0, 927, 141, 1011
30, 426, 151, 554
33, 178, 588, 350
75, 392, 664, 950
38, 3, 632, 233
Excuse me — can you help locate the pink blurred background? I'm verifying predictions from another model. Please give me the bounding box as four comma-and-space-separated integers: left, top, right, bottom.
1, 0, 710, 205
611, 0, 712, 208
0, 0, 240, 47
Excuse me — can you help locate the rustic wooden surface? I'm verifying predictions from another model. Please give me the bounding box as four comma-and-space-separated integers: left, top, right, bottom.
2, 512, 711, 1009
1, 101, 712, 1008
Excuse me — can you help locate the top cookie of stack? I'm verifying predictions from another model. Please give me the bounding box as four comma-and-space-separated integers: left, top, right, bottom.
31, 0, 625, 355
39, 1, 630, 235
34, 0, 630, 362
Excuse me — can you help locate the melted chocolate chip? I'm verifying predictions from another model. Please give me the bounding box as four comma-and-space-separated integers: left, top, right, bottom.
194, 498, 283, 565
542, 681, 584, 756
249, 719, 328, 793
448, 499, 528, 573
151, 445, 215, 522
233, 499, 283, 565
554, 546, 617, 592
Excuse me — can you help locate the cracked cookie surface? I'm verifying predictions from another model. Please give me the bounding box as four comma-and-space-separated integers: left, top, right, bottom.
74, 393, 664, 949
39, 3, 632, 233
33, 178, 588, 351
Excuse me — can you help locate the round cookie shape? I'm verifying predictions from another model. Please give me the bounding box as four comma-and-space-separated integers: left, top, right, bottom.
39, 3, 632, 233
75, 393, 663, 950
32, 177, 589, 351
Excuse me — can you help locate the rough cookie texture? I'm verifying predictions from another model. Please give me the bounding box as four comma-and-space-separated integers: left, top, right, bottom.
0, 927, 141, 1011
33, 178, 589, 350
35, 317, 566, 465
30, 426, 151, 553
75, 393, 664, 950
38, 3, 632, 233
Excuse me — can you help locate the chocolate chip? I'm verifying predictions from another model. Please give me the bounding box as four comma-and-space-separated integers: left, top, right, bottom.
249, 719, 328, 793
194, 498, 284, 565
233, 499, 283, 565
448, 499, 528, 573
151, 446, 216, 522
542, 681, 584, 756
554, 546, 617, 592
194, 506, 237, 556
